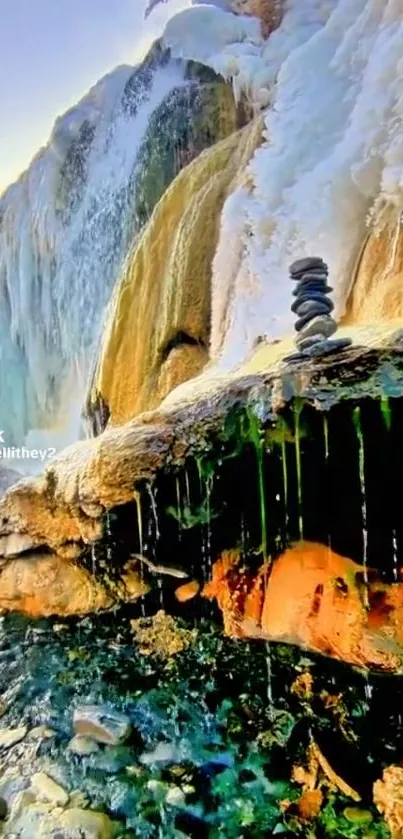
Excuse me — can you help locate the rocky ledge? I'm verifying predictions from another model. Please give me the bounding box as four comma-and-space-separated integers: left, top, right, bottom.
0, 324, 403, 647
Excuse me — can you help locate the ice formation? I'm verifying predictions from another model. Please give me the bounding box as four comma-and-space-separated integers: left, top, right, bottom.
0, 61, 184, 447
209, 0, 403, 364
160, 0, 403, 366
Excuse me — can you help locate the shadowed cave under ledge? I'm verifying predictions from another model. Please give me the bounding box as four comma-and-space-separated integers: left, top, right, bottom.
83, 372, 403, 676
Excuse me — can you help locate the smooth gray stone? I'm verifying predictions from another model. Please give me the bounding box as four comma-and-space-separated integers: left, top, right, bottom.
292, 296, 333, 316
298, 315, 337, 340
293, 280, 332, 296
290, 257, 327, 276
303, 337, 353, 358
291, 269, 329, 282
295, 305, 335, 331
283, 352, 307, 364
296, 334, 324, 350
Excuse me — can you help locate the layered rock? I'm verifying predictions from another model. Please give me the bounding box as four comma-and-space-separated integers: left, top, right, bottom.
2, 329, 403, 631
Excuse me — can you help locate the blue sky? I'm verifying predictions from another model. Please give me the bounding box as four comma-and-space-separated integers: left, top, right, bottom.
0, 0, 188, 194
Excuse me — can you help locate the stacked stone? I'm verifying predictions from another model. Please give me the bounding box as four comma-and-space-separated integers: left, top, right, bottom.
285, 257, 352, 362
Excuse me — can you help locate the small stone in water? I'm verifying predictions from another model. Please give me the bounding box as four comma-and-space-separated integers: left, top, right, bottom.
30, 772, 69, 807
28, 725, 56, 741
68, 734, 100, 756
73, 705, 131, 746
0, 726, 27, 749
290, 257, 327, 276
298, 315, 337, 340
166, 786, 186, 807
303, 337, 353, 358
344, 807, 373, 825
141, 742, 178, 765
175, 581, 200, 603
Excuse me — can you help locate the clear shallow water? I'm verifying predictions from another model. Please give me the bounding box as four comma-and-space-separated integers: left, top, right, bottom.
0, 609, 397, 837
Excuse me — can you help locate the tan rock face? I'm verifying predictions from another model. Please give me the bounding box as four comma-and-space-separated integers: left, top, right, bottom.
343, 213, 403, 328
87, 119, 263, 430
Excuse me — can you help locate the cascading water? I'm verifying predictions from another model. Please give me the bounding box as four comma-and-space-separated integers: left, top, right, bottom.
0, 56, 185, 453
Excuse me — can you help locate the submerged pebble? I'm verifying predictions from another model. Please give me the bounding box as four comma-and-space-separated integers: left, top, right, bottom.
73, 705, 131, 746
0, 726, 27, 749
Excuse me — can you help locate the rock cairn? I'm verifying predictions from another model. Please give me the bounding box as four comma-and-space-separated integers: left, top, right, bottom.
284, 257, 352, 363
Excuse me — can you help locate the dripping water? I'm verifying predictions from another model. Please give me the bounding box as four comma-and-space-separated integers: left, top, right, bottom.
148, 484, 163, 608
196, 459, 208, 583
205, 473, 213, 575
380, 398, 398, 582
148, 484, 160, 542
265, 641, 274, 721
294, 403, 304, 540
323, 413, 332, 552
175, 476, 182, 544
91, 544, 97, 577
134, 490, 146, 616
353, 407, 369, 608
105, 512, 112, 565
393, 531, 399, 583
280, 419, 289, 537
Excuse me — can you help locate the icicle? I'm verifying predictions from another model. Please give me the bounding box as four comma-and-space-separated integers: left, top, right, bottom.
294, 403, 303, 540
353, 407, 369, 609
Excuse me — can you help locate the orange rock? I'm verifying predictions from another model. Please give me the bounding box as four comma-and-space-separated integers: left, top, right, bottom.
374, 765, 403, 838
175, 580, 200, 603
203, 542, 403, 672
203, 550, 264, 637
295, 789, 323, 822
